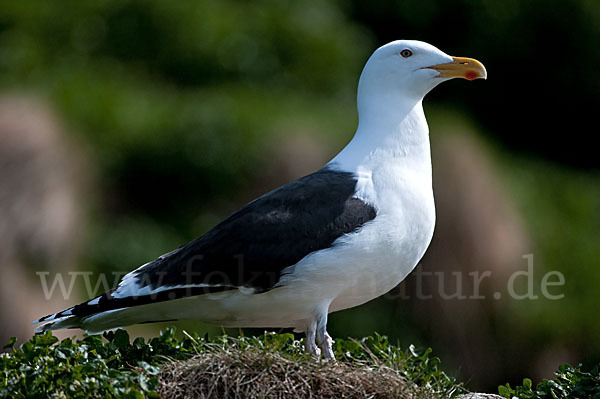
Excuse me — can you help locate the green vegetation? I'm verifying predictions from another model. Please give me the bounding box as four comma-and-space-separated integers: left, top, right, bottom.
1, 331, 162, 399
498, 364, 600, 399
1, 329, 462, 398
4, 328, 599, 398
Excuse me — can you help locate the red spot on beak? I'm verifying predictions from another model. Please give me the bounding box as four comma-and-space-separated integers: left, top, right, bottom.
465, 70, 478, 81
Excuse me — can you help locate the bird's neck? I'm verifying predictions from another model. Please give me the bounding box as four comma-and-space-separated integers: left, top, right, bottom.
329, 98, 432, 175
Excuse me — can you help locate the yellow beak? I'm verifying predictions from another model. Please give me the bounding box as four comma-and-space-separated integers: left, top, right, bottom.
425, 56, 487, 80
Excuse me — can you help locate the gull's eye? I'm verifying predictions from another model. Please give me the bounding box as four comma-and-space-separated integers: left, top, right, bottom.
400, 49, 413, 58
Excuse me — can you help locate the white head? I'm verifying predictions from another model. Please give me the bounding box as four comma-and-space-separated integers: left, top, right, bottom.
357, 40, 486, 122
330, 40, 486, 170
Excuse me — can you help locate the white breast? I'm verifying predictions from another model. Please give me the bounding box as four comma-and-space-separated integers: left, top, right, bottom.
325, 166, 434, 312
275, 152, 434, 317
301, 100, 436, 313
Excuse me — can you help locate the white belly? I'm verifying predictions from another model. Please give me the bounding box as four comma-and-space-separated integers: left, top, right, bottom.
278, 175, 435, 317
306, 209, 434, 313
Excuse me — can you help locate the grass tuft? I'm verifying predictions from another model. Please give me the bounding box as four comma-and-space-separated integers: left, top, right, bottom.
159, 333, 458, 399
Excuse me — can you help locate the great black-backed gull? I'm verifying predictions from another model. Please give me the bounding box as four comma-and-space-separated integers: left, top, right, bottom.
34, 40, 486, 359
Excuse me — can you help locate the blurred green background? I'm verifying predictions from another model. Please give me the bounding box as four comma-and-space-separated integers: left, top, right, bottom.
0, 0, 598, 392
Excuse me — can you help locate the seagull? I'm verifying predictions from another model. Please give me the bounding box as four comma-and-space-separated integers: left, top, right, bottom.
34, 40, 486, 359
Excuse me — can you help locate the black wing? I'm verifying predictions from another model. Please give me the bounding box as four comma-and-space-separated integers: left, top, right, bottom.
134, 166, 376, 291
48, 166, 376, 320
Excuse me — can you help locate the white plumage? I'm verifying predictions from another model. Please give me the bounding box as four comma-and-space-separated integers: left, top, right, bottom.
34, 40, 486, 359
